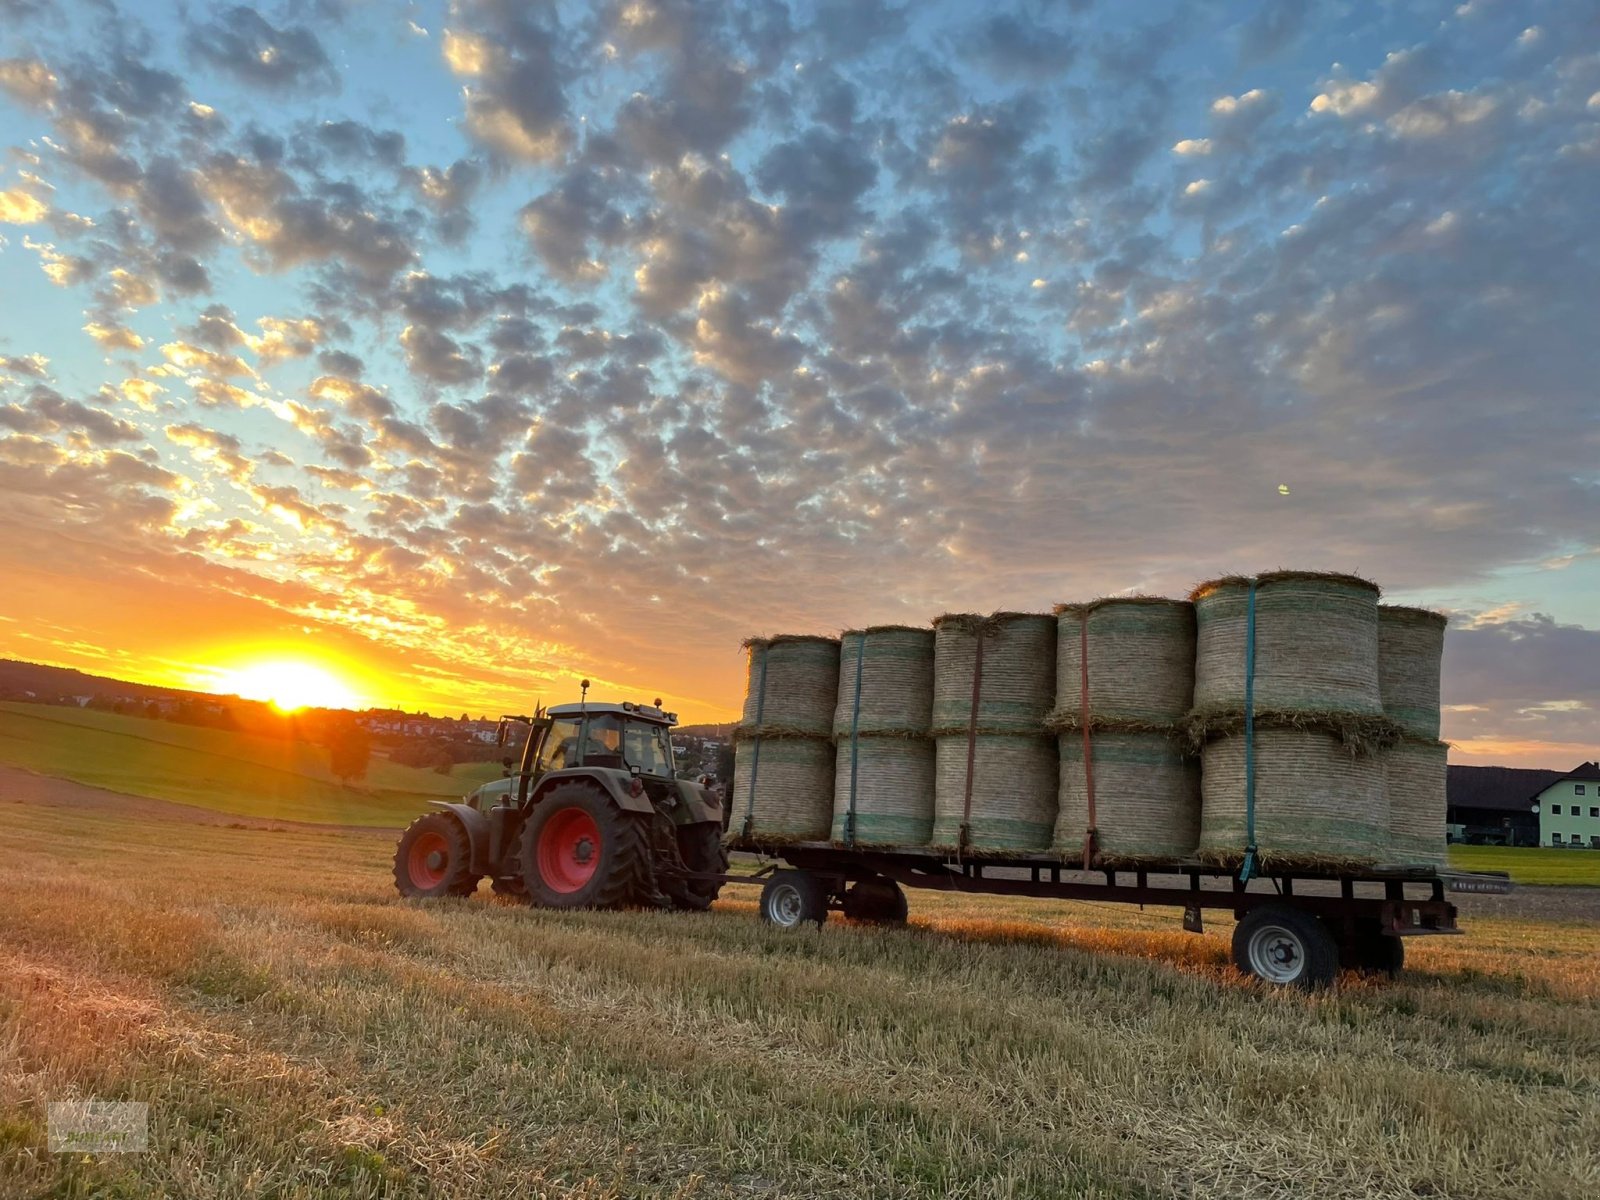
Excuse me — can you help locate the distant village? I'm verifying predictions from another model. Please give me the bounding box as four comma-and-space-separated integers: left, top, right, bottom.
0, 658, 732, 783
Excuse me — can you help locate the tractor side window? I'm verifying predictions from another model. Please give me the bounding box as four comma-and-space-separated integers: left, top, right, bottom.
622, 723, 675, 777
541, 720, 583, 771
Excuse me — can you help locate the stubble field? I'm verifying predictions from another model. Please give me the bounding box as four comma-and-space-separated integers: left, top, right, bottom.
2, 773, 1598, 1200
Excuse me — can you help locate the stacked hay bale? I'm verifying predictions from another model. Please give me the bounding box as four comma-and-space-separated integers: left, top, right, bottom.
1047, 599, 1199, 865
1378, 606, 1449, 866
831, 626, 937, 846
732, 635, 840, 841
929, 613, 1057, 852
1187, 572, 1399, 869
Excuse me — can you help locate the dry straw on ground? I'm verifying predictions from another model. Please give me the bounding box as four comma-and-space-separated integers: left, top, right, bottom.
1054, 731, 1200, 864
833, 625, 936, 736
732, 734, 834, 841
1051, 597, 1196, 725
830, 734, 936, 847
740, 635, 842, 737
1378, 605, 1448, 740
1385, 737, 1449, 867
931, 733, 1057, 853
932, 612, 1055, 733
1199, 728, 1389, 868
1192, 571, 1383, 715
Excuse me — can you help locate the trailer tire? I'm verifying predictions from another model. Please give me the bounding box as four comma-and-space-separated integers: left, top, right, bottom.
1345, 919, 1405, 977
842, 878, 908, 925
1233, 904, 1339, 990
759, 871, 828, 929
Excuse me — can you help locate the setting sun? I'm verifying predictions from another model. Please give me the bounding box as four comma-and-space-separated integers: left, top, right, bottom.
215, 661, 365, 712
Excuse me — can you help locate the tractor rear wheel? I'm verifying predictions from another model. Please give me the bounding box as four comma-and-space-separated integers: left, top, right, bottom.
671, 822, 728, 911
393, 813, 478, 898
518, 783, 644, 909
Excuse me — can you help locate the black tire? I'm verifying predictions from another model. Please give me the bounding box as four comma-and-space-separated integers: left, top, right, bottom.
1232, 904, 1340, 990
672, 822, 728, 912
841, 878, 909, 925
490, 876, 528, 900
393, 813, 478, 898
1344, 919, 1405, 978
517, 782, 645, 910
759, 870, 829, 928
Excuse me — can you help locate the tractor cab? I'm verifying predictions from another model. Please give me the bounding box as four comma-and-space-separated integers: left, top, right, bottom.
531, 701, 679, 779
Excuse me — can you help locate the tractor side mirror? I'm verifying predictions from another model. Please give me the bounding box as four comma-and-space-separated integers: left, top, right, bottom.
495, 721, 508, 747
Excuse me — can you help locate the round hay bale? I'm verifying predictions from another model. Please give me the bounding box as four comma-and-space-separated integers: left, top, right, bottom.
830, 734, 935, 847
932, 613, 1055, 734
740, 635, 841, 737
931, 733, 1056, 853
833, 626, 936, 737
1051, 598, 1195, 725
1053, 731, 1199, 863
1385, 738, 1448, 867
1192, 572, 1382, 716
1378, 606, 1447, 740
731, 735, 834, 842
1199, 728, 1389, 868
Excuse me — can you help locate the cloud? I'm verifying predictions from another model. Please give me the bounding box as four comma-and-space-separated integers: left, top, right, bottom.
443, 3, 573, 162
0, 188, 49, 223
188, 6, 338, 92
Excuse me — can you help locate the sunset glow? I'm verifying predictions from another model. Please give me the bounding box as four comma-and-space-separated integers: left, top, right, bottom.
210, 661, 364, 713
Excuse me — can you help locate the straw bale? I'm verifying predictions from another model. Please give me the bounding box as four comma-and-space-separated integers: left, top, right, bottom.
830, 734, 935, 847
1378, 605, 1447, 740
931, 613, 1055, 733
833, 626, 936, 736
1384, 738, 1448, 867
930, 733, 1057, 852
1180, 708, 1405, 757
731, 735, 834, 841
1199, 729, 1389, 867
1053, 730, 1199, 862
1192, 573, 1382, 715
1052, 598, 1195, 724
739, 635, 841, 737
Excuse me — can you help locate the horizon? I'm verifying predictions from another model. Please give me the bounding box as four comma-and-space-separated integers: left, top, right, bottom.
1, 2, 1596, 770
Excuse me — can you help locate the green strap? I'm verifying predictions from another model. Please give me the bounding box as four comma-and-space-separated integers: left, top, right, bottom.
741, 650, 770, 838
1240, 580, 1260, 883
845, 632, 866, 846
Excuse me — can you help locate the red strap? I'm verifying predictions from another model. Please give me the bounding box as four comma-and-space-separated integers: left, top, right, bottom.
1079, 612, 1098, 869
961, 626, 986, 853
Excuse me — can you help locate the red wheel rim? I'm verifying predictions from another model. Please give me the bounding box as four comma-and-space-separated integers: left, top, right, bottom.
537, 807, 602, 893
407, 830, 451, 889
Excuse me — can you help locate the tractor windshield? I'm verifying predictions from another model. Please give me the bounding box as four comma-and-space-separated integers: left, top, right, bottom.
620, 720, 675, 777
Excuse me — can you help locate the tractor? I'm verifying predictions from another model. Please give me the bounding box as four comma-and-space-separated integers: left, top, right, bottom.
392, 685, 728, 911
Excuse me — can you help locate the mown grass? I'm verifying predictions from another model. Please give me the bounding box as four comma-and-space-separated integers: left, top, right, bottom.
3, 800, 1598, 1198
1450, 843, 1600, 887
0, 702, 500, 826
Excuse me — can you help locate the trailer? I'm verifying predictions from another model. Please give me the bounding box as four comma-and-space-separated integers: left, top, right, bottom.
726, 839, 1511, 989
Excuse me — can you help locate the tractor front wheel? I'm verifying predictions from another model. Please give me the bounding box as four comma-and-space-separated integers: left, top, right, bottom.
393, 813, 478, 898
518, 783, 644, 909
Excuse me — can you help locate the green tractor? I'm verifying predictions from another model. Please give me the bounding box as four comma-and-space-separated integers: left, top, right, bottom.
392, 686, 727, 911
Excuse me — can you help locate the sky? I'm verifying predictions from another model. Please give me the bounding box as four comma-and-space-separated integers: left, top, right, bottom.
0, 0, 1596, 767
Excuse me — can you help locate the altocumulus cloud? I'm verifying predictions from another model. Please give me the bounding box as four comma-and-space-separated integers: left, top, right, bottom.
0, 0, 1593, 758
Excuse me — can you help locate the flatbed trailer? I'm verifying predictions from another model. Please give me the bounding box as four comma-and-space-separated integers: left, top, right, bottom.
721, 840, 1512, 989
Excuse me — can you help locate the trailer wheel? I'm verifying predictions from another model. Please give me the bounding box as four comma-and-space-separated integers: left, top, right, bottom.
393, 813, 479, 899
759, 871, 828, 929
1344, 919, 1405, 977
1232, 904, 1339, 990
842, 878, 908, 925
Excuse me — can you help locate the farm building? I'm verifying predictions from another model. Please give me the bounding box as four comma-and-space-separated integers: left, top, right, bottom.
1445, 764, 1563, 846
1535, 761, 1600, 848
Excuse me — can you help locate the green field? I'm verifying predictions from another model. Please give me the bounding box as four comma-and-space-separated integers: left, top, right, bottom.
1449, 843, 1600, 887
0, 702, 500, 826
2, 799, 1597, 1199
